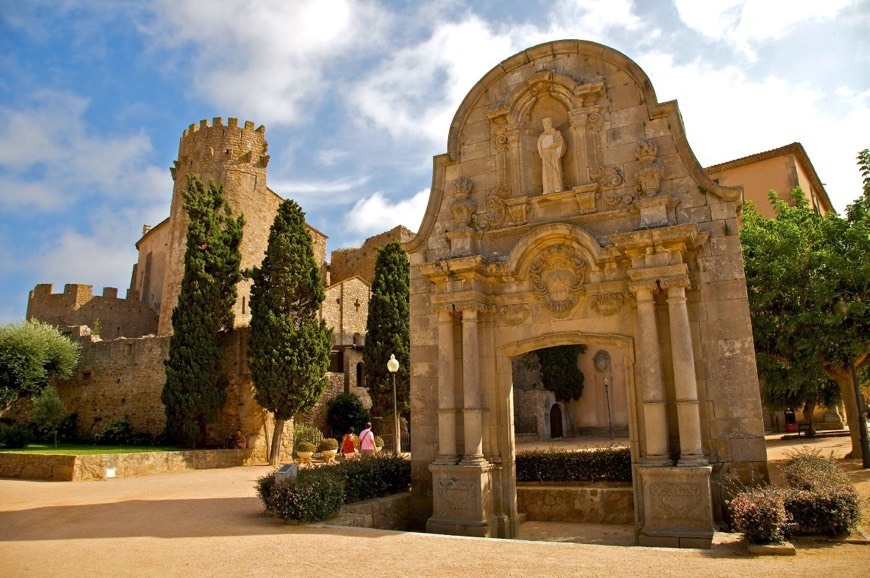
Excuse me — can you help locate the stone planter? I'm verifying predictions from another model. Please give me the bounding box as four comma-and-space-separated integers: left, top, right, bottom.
297, 451, 312, 465
321, 450, 337, 463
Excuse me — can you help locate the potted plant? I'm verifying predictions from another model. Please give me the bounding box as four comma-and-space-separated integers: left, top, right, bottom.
296, 441, 316, 465
319, 437, 339, 462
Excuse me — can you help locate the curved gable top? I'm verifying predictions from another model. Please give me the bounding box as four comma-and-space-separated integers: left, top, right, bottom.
406, 40, 740, 254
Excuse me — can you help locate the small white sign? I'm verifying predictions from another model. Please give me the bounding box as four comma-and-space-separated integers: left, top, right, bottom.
105, 467, 116, 479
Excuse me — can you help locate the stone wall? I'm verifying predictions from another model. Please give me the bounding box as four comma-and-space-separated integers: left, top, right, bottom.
0, 449, 255, 481
321, 277, 370, 347
57, 331, 169, 437
329, 225, 413, 285
516, 483, 634, 524
27, 284, 158, 340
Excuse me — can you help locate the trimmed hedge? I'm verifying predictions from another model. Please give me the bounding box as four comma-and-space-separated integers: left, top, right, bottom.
515, 446, 631, 483
256, 454, 411, 522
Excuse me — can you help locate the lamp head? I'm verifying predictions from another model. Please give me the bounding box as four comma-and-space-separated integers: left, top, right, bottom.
387, 354, 400, 373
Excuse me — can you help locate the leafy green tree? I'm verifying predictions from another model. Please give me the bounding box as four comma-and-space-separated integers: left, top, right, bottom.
30, 385, 67, 447
537, 345, 587, 402
248, 199, 332, 466
162, 175, 244, 448
0, 320, 80, 408
326, 392, 371, 440
363, 241, 410, 417
741, 150, 869, 455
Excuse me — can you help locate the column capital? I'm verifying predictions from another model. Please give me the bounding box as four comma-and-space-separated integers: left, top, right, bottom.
660, 274, 690, 294
628, 280, 658, 298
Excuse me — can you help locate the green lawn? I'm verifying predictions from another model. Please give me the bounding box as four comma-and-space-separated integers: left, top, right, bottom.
0, 444, 186, 455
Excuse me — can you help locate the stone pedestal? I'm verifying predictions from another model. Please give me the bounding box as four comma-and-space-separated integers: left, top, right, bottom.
638, 466, 714, 549
427, 463, 498, 537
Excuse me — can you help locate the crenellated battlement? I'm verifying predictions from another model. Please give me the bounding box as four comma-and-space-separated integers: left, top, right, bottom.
27, 283, 158, 340
171, 117, 269, 179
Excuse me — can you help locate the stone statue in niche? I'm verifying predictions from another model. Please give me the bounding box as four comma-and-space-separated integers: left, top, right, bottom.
537, 117, 566, 194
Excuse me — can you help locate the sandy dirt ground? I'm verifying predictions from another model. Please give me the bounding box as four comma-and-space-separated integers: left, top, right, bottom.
1, 434, 867, 577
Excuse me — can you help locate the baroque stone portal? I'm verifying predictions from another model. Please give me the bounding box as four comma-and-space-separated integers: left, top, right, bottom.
404, 40, 768, 548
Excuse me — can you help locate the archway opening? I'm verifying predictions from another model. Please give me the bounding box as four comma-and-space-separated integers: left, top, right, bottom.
510, 343, 634, 545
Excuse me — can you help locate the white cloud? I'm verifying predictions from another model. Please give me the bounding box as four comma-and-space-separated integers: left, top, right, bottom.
142, 0, 389, 126
347, 2, 647, 148
0, 91, 169, 212
636, 51, 866, 210
674, 0, 855, 58
344, 189, 429, 235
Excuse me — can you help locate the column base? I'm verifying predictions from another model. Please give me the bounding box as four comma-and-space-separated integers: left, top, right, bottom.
427, 462, 498, 538
638, 466, 713, 549
642, 455, 674, 467
677, 454, 708, 467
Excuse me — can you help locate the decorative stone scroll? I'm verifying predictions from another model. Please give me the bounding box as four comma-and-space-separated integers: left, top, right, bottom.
589, 292, 625, 316
529, 245, 587, 316
497, 304, 531, 326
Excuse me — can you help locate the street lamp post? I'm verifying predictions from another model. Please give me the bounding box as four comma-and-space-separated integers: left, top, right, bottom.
603, 376, 613, 440
387, 354, 401, 455
836, 298, 870, 469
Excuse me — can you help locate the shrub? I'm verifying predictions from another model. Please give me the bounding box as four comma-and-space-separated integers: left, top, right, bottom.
318, 437, 338, 452
336, 455, 411, 503
296, 441, 316, 453
781, 447, 850, 490
727, 487, 789, 545
374, 436, 384, 448
785, 485, 861, 536
0, 423, 31, 448
777, 447, 862, 536
293, 423, 322, 454
94, 421, 154, 446
515, 446, 631, 483
269, 470, 345, 523
256, 455, 411, 522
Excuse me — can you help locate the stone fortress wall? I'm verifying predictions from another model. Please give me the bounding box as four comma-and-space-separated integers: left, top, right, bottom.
18, 117, 385, 460
329, 225, 414, 285
27, 284, 158, 340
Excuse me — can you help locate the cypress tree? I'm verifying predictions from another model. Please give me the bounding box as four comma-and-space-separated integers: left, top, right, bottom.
363, 241, 410, 417
162, 175, 243, 447
248, 199, 332, 466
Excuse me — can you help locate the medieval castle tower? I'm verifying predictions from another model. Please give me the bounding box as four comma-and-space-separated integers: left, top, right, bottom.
23, 118, 408, 458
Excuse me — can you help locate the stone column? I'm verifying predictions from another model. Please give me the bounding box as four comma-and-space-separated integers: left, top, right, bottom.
664, 279, 706, 466
630, 281, 671, 466
460, 306, 485, 464
435, 308, 458, 464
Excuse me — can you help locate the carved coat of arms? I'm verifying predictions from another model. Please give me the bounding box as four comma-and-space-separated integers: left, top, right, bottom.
529, 245, 587, 316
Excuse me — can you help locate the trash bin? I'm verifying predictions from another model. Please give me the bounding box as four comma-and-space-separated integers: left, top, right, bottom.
784, 408, 797, 433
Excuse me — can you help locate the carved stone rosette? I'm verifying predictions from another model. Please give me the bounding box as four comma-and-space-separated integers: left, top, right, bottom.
529, 245, 587, 317
635, 138, 664, 196
590, 292, 625, 316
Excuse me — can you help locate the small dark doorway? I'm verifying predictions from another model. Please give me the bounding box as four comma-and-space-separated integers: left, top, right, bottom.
550, 403, 563, 438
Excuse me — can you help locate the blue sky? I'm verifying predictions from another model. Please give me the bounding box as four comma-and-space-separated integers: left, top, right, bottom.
1, 0, 868, 324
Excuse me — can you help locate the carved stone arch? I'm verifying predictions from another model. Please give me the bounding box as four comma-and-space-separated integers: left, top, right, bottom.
506, 223, 608, 276
506, 70, 584, 125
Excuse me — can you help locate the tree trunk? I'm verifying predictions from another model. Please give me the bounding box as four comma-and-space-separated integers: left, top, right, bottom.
802, 400, 816, 436
269, 418, 284, 467
826, 365, 863, 460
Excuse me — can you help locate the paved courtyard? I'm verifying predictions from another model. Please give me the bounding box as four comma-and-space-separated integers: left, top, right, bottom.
0, 434, 867, 577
